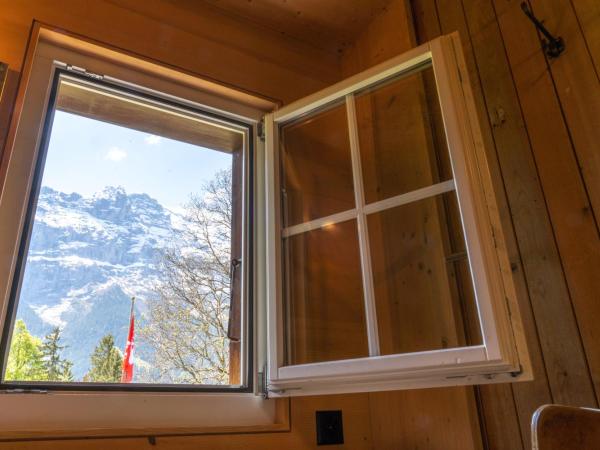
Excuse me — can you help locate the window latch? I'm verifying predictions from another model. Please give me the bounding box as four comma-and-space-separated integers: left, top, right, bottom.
258, 364, 268, 398
257, 118, 265, 142
230, 258, 241, 281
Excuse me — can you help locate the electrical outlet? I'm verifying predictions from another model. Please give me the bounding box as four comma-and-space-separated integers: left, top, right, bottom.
316, 410, 344, 446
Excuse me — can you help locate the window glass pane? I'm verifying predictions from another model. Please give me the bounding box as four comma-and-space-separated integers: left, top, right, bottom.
355, 63, 453, 205
367, 192, 482, 356
280, 102, 355, 227
3, 75, 246, 386
283, 220, 369, 365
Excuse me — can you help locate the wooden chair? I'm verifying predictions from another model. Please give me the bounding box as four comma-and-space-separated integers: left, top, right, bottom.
532, 404, 600, 450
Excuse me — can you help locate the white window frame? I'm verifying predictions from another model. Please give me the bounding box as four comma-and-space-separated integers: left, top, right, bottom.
0, 25, 288, 439
264, 33, 530, 397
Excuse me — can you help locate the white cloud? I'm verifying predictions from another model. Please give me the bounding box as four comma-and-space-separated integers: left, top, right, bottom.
144, 135, 162, 145
105, 146, 127, 162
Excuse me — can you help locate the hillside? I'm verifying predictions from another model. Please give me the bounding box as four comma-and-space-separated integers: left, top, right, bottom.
15, 186, 178, 379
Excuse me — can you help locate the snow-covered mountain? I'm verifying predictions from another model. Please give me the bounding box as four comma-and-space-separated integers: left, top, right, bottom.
16, 186, 178, 379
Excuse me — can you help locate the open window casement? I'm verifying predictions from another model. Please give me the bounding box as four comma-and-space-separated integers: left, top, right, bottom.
262, 32, 531, 397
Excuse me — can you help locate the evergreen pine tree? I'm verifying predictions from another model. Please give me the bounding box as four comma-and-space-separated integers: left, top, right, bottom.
61, 360, 74, 382
40, 326, 74, 381
84, 334, 123, 382
5, 319, 44, 381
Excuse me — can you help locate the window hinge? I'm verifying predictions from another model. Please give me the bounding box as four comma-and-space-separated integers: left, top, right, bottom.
65, 64, 104, 81
511, 365, 524, 378
257, 118, 265, 142
2, 388, 48, 394
258, 365, 268, 398
267, 386, 302, 396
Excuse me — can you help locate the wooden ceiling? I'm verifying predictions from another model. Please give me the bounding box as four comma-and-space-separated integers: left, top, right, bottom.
193, 0, 394, 55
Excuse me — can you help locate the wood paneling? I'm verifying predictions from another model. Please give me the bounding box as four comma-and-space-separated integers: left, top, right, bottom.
0, 0, 339, 108
196, 0, 393, 56
368, 387, 483, 450
409, 0, 600, 448
0, 0, 599, 448
419, 0, 598, 443
570, 0, 600, 75
524, 0, 600, 397
491, 0, 600, 405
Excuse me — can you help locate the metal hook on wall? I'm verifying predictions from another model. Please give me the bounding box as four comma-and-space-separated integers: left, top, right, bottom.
521, 2, 565, 58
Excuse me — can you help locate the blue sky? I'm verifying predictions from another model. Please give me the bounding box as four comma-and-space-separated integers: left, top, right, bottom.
41, 111, 232, 210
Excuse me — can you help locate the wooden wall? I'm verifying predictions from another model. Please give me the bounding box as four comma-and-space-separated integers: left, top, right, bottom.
0, 0, 598, 449
0, 2, 371, 450
404, 0, 600, 449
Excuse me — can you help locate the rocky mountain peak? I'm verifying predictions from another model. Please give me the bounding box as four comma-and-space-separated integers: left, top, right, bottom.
15, 185, 180, 379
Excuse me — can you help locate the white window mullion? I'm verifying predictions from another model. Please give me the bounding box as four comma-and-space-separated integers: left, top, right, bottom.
345, 94, 380, 357
362, 179, 456, 216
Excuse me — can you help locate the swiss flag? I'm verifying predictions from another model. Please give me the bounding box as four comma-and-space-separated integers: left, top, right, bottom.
121, 297, 135, 383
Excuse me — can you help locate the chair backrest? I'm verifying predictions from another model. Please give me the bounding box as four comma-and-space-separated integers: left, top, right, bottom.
532, 404, 600, 450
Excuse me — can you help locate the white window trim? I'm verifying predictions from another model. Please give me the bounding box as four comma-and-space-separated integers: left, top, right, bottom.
0, 25, 286, 439
264, 33, 530, 396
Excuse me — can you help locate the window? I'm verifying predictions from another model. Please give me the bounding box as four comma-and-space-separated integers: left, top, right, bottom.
264, 33, 530, 396
0, 68, 252, 390
0, 26, 528, 437
0, 26, 282, 437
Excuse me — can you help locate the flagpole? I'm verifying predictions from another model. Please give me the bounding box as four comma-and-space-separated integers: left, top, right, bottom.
129, 296, 135, 319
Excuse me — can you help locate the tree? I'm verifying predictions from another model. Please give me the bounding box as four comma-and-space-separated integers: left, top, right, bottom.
40, 327, 73, 381
140, 169, 232, 384
84, 334, 123, 382
5, 319, 44, 381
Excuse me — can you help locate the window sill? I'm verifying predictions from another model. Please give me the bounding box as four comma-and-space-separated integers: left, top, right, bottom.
0, 392, 289, 440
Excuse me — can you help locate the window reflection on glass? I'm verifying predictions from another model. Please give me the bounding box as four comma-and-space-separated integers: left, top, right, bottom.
278, 59, 482, 365
368, 192, 482, 356
280, 102, 355, 227
283, 219, 368, 365
355, 64, 453, 204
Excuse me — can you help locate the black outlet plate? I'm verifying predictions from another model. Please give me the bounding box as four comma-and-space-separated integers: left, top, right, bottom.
316, 410, 344, 446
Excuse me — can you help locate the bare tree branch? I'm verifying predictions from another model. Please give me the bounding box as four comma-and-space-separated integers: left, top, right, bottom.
139, 169, 233, 385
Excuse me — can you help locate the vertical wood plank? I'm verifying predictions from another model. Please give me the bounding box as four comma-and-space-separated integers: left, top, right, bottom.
526, 0, 600, 398
368, 388, 482, 450
528, 0, 600, 217
456, 0, 583, 443
570, 0, 600, 75
493, 0, 599, 406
